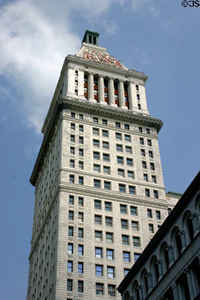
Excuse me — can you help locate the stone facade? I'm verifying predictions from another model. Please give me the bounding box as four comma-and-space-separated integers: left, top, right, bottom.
27, 31, 179, 300
118, 172, 200, 300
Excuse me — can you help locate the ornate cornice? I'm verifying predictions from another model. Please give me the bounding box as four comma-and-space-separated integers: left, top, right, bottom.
65, 55, 148, 81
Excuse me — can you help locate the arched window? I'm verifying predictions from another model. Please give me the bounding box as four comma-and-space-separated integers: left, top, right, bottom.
160, 243, 170, 274
175, 232, 182, 256
124, 290, 130, 300
141, 270, 149, 295
132, 281, 140, 300
150, 256, 160, 287
171, 227, 183, 259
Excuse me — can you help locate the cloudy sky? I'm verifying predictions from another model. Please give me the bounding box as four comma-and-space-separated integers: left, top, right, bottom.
1, 0, 200, 298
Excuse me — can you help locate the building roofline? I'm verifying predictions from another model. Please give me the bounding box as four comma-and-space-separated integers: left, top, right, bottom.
166, 191, 182, 197
118, 171, 200, 293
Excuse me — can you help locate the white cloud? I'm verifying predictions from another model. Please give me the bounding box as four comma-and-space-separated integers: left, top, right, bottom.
130, 0, 160, 16
0, 0, 116, 132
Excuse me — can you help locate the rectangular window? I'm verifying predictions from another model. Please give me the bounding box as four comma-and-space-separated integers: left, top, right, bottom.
120, 204, 127, 214
125, 146, 132, 153
127, 158, 133, 166
139, 126, 143, 133
95, 247, 103, 258
152, 175, 157, 183
106, 249, 114, 260
146, 128, 150, 134
79, 176, 84, 185
103, 166, 110, 174
78, 262, 84, 273
69, 174, 75, 184
103, 141, 109, 149
67, 279, 73, 291
115, 132, 122, 140
140, 137, 144, 145
142, 161, 147, 169
133, 236, 141, 247
95, 230, 103, 241
79, 124, 84, 132
102, 129, 109, 137
95, 214, 102, 225
78, 212, 84, 222
94, 179, 101, 188
79, 113, 83, 120
103, 153, 110, 161
93, 139, 100, 147
119, 184, 126, 193
115, 121, 121, 128
149, 223, 154, 233
94, 164, 101, 172
150, 162, 155, 170
93, 128, 99, 135
147, 139, 152, 146
145, 188, 150, 197
124, 123, 130, 130
68, 210, 74, 221
132, 221, 139, 231
141, 149, 146, 156
106, 232, 113, 243
124, 269, 130, 276
130, 206, 138, 216
79, 136, 84, 144
156, 210, 161, 220
105, 216, 113, 227
78, 227, 84, 238
68, 243, 73, 255
71, 112, 75, 119
93, 117, 98, 123
102, 119, 108, 125
121, 219, 128, 229
70, 146, 75, 155
78, 244, 84, 256
70, 159, 75, 168
69, 195, 74, 205
107, 266, 115, 279
147, 208, 153, 218
67, 260, 73, 272
108, 284, 116, 296
68, 226, 74, 237
134, 253, 141, 261
129, 185, 136, 195
96, 265, 103, 276
94, 199, 101, 209
117, 156, 124, 164
125, 134, 131, 142
78, 280, 84, 293
93, 151, 100, 160
96, 283, 104, 295
79, 148, 84, 156
70, 135, 75, 143
116, 144, 123, 152
79, 161, 84, 170
128, 170, 134, 179
104, 181, 111, 190
118, 168, 125, 177
71, 123, 75, 130
123, 251, 130, 262
144, 173, 148, 182
105, 201, 112, 211
154, 190, 159, 199
122, 234, 129, 245
149, 150, 153, 158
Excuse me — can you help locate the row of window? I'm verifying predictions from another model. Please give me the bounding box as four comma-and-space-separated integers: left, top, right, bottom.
66, 279, 116, 296
70, 112, 153, 136
94, 230, 141, 247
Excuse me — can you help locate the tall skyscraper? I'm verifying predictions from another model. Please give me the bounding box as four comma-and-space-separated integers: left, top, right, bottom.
27, 30, 179, 300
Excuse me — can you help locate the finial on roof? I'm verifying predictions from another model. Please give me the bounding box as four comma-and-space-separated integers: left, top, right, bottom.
82, 30, 99, 46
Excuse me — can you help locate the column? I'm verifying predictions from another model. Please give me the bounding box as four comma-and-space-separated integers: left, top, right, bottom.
108, 78, 115, 106
128, 81, 135, 111
88, 73, 95, 102
171, 283, 180, 300
185, 269, 196, 299
119, 80, 126, 109
139, 85, 149, 114
98, 75, 104, 104
78, 70, 84, 98
66, 67, 75, 97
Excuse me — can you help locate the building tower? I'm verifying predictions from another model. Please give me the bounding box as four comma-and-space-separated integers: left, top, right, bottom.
27, 30, 178, 300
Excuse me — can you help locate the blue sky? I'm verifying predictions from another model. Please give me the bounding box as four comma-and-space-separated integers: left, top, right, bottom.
0, 0, 200, 298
